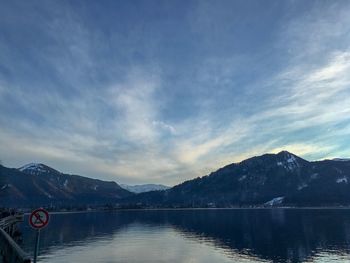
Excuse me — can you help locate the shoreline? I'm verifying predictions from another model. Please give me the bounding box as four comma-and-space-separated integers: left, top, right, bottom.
20, 206, 350, 215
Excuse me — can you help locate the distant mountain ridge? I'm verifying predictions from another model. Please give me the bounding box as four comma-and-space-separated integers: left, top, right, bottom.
120, 184, 170, 193
2, 151, 350, 208
121, 151, 350, 207
332, 158, 350, 162
0, 163, 132, 207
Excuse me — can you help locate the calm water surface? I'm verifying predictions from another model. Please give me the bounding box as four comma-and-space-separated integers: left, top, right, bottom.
19, 209, 350, 262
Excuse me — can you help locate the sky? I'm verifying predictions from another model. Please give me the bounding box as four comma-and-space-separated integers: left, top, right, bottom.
0, 0, 350, 186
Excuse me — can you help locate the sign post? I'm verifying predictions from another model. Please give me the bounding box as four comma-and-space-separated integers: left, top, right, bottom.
29, 208, 50, 263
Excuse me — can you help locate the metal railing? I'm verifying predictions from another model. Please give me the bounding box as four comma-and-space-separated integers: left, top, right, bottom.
0, 214, 31, 263
0, 214, 24, 231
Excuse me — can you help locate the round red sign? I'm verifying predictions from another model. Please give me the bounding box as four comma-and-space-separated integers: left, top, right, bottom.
29, 208, 50, 229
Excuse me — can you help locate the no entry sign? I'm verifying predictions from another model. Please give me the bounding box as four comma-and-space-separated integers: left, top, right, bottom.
29, 208, 50, 229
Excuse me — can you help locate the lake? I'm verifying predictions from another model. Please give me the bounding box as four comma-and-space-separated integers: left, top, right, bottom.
19, 209, 350, 263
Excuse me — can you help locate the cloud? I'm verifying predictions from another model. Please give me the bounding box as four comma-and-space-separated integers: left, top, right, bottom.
1, 1, 350, 186
107, 70, 161, 143
152, 121, 176, 135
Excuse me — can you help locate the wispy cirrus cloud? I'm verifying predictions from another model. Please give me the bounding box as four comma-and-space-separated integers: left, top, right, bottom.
0, 0, 350, 185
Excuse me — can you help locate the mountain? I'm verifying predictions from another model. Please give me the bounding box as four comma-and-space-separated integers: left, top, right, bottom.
121, 151, 350, 207
120, 184, 170, 193
3, 151, 350, 208
0, 163, 133, 207
332, 158, 350, 162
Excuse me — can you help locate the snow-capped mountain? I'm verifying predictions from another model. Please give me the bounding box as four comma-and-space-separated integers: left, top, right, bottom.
122, 151, 350, 207
0, 163, 132, 207
120, 184, 170, 193
18, 163, 61, 175
3, 151, 350, 208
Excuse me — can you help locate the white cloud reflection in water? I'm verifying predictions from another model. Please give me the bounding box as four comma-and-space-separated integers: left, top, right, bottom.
37, 224, 268, 263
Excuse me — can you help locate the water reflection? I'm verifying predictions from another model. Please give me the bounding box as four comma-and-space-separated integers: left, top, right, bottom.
19, 209, 350, 262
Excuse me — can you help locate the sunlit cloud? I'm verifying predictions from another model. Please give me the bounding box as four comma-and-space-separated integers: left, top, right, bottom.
0, 1, 350, 185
